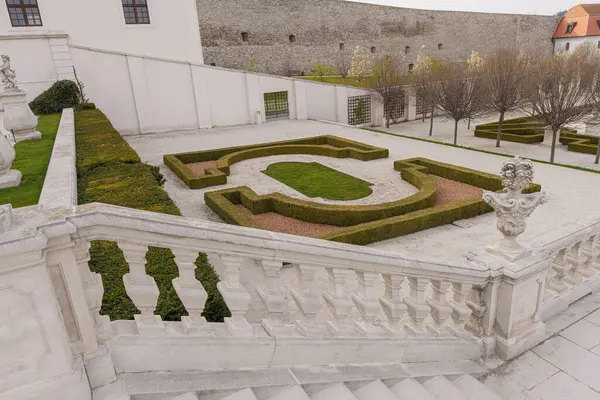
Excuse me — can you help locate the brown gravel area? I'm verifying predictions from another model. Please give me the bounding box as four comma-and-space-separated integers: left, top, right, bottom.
434, 176, 483, 206
186, 160, 218, 177
235, 205, 344, 238
230, 175, 483, 238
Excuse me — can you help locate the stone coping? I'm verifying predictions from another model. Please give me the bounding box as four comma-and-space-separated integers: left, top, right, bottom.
38, 108, 77, 209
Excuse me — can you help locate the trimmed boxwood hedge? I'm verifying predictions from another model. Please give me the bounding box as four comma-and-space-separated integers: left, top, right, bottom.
474, 116, 546, 144
164, 135, 389, 189
559, 128, 598, 155
75, 109, 229, 322
205, 157, 542, 246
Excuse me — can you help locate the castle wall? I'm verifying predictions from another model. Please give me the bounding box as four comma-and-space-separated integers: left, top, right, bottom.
196, 0, 560, 75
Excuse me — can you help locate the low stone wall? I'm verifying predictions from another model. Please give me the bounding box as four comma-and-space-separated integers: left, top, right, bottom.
38, 108, 77, 209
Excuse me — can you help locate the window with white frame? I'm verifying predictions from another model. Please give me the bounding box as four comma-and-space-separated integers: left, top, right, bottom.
6, 0, 42, 27
122, 0, 150, 25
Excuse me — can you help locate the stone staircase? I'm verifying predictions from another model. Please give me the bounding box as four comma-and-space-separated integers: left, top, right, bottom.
108, 362, 502, 400
163, 375, 501, 400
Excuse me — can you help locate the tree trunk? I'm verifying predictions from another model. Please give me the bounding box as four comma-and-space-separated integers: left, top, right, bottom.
429, 106, 434, 136
468, 117, 471, 130
595, 137, 600, 164
385, 99, 390, 128
550, 128, 558, 163
454, 120, 459, 145
496, 111, 505, 148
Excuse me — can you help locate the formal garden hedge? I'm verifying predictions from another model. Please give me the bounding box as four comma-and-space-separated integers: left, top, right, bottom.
205, 157, 542, 246
164, 135, 389, 189
75, 109, 229, 322
559, 128, 599, 155
474, 116, 546, 144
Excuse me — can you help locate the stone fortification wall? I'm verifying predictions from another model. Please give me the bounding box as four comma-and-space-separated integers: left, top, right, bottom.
196, 0, 559, 75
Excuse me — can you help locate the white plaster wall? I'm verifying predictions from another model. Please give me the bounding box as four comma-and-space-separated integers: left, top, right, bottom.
305, 81, 338, 122
554, 36, 600, 53
0, 36, 57, 100
0, 0, 203, 63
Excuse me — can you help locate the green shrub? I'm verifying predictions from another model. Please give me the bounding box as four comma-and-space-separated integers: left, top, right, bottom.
559, 129, 598, 155
165, 135, 389, 189
474, 116, 546, 144
29, 80, 81, 115
75, 110, 229, 322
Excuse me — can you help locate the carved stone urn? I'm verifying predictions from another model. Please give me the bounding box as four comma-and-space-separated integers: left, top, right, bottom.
483, 156, 546, 261
0, 133, 21, 189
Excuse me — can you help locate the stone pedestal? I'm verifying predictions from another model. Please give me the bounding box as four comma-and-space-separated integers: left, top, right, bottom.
0, 89, 41, 142
0, 133, 21, 189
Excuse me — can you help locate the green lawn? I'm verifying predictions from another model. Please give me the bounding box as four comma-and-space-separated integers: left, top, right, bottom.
0, 113, 61, 208
262, 161, 373, 201
299, 75, 411, 88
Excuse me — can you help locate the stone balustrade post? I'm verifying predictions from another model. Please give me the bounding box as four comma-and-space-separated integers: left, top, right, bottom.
172, 248, 211, 335
290, 263, 322, 336
426, 280, 453, 336
591, 234, 600, 271
378, 273, 407, 337
564, 242, 584, 286
548, 249, 570, 294
448, 282, 473, 337
217, 255, 253, 337
578, 237, 596, 278
256, 259, 287, 336
465, 284, 486, 337
119, 243, 164, 335
351, 271, 382, 337
323, 267, 355, 336
403, 277, 431, 337
74, 240, 111, 343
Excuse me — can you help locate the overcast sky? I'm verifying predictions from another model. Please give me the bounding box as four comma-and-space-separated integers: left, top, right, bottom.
346, 0, 575, 15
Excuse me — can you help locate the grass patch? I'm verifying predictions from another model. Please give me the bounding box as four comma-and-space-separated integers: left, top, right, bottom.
76, 109, 229, 323
262, 162, 372, 201
298, 75, 411, 88
0, 113, 61, 208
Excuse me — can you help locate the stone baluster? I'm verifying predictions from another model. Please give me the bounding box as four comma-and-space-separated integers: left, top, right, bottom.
403, 277, 431, 337
547, 249, 569, 294
74, 240, 111, 342
323, 267, 355, 336
351, 271, 382, 337
591, 234, 600, 271
578, 237, 596, 278
257, 259, 287, 336
120, 243, 163, 335
564, 242, 584, 286
217, 255, 253, 337
448, 282, 473, 337
426, 280, 453, 336
465, 284, 486, 336
290, 263, 322, 336
172, 248, 211, 335
378, 273, 407, 337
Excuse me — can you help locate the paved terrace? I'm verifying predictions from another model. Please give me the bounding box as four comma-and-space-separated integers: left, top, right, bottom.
125, 119, 600, 264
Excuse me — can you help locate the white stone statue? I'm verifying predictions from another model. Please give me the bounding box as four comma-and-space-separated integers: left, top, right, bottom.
0, 133, 21, 190
0, 55, 18, 91
483, 156, 547, 261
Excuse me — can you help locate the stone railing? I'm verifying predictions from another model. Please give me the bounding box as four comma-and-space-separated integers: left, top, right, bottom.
3, 201, 600, 399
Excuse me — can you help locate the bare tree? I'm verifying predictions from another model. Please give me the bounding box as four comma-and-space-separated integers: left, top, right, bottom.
584, 49, 600, 163
336, 52, 350, 78
480, 48, 530, 147
368, 56, 406, 128
412, 55, 443, 136
524, 47, 597, 163
433, 62, 483, 145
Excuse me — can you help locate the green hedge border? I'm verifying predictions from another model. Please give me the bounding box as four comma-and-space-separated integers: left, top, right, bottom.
75, 109, 229, 323
474, 117, 546, 144
204, 157, 541, 246
164, 135, 389, 189
560, 129, 598, 155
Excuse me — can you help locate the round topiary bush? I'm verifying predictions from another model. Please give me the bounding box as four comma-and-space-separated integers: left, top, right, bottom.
29, 80, 81, 115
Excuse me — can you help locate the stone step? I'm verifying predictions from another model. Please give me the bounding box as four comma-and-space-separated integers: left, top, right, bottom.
351, 380, 397, 400
389, 378, 437, 400
310, 383, 359, 400
422, 376, 466, 400
172, 393, 200, 400
265, 386, 311, 400
451, 375, 502, 400
221, 389, 258, 400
